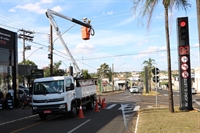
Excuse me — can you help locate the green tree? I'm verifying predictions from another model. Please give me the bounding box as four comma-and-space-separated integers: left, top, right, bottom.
132, 0, 191, 113
19, 59, 36, 65
142, 58, 156, 92
97, 63, 110, 79
43, 61, 66, 77
81, 69, 91, 79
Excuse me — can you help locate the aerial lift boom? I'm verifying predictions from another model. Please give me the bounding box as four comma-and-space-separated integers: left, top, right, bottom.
45, 9, 94, 77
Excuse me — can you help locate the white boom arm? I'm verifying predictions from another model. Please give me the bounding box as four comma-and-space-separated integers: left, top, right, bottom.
45, 9, 92, 76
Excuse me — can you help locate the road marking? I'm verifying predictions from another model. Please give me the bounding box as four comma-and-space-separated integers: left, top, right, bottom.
134, 114, 140, 133
11, 121, 43, 133
133, 106, 140, 111
106, 104, 117, 109
193, 99, 200, 105
0, 114, 38, 126
67, 119, 91, 133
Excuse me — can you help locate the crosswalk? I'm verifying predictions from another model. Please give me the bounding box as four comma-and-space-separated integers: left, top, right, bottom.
119, 92, 180, 97
103, 103, 140, 112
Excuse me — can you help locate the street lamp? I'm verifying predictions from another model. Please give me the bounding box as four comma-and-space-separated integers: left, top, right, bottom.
25, 47, 43, 60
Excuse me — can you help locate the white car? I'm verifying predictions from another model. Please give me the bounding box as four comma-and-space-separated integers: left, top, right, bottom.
129, 86, 139, 93
192, 88, 196, 94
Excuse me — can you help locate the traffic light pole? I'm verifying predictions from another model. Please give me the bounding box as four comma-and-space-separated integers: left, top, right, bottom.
177, 17, 193, 111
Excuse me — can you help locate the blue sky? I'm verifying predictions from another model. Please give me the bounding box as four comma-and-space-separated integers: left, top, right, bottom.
0, 0, 199, 73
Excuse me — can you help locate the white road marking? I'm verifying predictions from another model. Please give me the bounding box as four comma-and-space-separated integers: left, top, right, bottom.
133, 106, 140, 111
106, 104, 117, 109
67, 119, 91, 133
193, 99, 200, 105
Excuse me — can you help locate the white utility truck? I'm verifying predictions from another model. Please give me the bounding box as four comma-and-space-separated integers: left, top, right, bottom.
32, 9, 96, 120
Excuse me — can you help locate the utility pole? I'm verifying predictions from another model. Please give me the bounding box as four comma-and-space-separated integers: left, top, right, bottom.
112, 63, 114, 93
50, 25, 53, 76
18, 29, 34, 64
18, 29, 34, 86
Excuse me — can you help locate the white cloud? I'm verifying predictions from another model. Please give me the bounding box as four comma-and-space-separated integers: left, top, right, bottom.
41, 0, 53, 4
8, 8, 15, 12
71, 43, 95, 55
103, 11, 113, 15
52, 6, 62, 12
8, 1, 61, 14
115, 16, 135, 26
14, 2, 45, 14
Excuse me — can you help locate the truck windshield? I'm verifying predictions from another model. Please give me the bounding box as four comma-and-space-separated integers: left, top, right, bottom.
33, 80, 64, 94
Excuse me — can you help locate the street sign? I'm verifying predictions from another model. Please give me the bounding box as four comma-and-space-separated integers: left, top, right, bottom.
182, 71, 189, 78
181, 63, 188, 71
152, 67, 160, 75
152, 76, 160, 83
181, 56, 188, 63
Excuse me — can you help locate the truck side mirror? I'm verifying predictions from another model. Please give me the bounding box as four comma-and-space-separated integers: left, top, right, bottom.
70, 83, 74, 90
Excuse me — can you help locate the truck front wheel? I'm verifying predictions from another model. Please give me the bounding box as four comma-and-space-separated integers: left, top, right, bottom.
70, 103, 77, 117
39, 114, 47, 120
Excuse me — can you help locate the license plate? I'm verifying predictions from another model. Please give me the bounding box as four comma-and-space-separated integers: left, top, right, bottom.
44, 110, 51, 113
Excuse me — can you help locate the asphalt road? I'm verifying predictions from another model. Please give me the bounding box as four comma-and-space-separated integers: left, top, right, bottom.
1, 89, 200, 133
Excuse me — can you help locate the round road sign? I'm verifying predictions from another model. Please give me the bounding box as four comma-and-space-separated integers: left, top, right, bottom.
152, 67, 160, 75
181, 63, 188, 71
182, 71, 189, 78
181, 56, 188, 63
152, 76, 160, 83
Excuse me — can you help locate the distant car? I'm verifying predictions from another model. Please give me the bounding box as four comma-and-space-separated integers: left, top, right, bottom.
192, 88, 196, 94
129, 86, 139, 93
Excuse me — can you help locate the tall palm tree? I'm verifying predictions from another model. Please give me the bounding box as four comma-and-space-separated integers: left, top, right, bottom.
142, 58, 156, 92
197, 0, 200, 54
132, 0, 191, 113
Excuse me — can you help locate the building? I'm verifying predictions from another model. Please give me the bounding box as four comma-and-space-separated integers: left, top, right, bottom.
0, 27, 18, 106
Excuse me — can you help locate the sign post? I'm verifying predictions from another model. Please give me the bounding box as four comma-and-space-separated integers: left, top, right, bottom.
152, 67, 160, 108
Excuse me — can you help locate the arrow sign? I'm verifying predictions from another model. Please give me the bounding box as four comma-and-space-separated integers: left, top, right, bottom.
152, 67, 160, 75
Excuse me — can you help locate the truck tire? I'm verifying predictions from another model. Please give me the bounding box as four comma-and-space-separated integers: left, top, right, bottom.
70, 103, 77, 117
86, 99, 94, 110
39, 114, 48, 120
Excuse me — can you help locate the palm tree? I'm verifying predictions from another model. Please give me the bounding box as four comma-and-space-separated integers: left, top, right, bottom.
197, 0, 200, 54
132, 0, 191, 112
142, 58, 156, 92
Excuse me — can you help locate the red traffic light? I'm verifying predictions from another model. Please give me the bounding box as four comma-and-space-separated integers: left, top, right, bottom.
180, 21, 186, 27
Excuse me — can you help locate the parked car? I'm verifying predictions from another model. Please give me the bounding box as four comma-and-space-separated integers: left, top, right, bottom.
129, 86, 139, 93
192, 88, 196, 94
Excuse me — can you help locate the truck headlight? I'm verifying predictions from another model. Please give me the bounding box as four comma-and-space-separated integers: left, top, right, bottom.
59, 104, 65, 109
33, 106, 37, 110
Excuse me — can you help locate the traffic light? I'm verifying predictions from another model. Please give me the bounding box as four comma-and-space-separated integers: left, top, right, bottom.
177, 17, 189, 46
48, 53, 52, 59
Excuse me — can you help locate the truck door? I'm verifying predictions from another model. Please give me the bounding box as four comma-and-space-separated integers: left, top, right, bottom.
65, 78, 75, 109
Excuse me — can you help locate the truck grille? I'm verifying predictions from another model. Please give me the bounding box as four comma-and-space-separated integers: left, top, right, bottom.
33, 98, 64, 103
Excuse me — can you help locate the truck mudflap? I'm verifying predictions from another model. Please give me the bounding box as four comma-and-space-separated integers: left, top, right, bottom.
32, 104, 68, 115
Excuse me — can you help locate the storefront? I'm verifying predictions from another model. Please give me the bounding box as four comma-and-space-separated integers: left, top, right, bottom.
0, 27, 18, 107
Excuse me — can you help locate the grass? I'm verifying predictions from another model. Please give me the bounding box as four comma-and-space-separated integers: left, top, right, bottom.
132, 107, 200, 133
